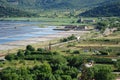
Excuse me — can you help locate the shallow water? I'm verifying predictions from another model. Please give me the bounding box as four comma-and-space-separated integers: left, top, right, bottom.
0, 21, 59, 44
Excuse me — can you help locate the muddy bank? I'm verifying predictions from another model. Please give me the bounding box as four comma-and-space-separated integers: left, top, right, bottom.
0, 30, 90, 52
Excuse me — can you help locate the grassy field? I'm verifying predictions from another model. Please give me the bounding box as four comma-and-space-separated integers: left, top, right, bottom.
0, 17, 97, 26
51, 30, 120, 56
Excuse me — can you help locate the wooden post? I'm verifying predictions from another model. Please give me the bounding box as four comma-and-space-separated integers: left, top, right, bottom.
49, 42, 52, 50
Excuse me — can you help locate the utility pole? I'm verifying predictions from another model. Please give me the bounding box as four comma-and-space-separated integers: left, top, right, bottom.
48, 42, 52, 50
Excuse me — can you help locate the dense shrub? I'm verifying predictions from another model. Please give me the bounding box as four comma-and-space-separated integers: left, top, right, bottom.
67, 34, 76, 40
67, 43, 76, 47
94, 65, 115, 80
60, 34, 76, 42
24, 50, 31, 55
80, 65, 115, 80
73, 50, 80, 54
0, 67, 33, 80
99, 50, 109, 55
117, 52, 120, 56
2, 43, 118, 80
114, 61, 120, 71
26, 45, 35, 51
60, 38, 68, 42
16, 50, 25, 59
37, 48, 46, 53
54, 74, 62, 80
25, 55, 53, 61
49, 56, 67, 65
5, 54, 16, 61
67, 56, 85, 68
91, 57, 113, 64
61, 75, 72, 80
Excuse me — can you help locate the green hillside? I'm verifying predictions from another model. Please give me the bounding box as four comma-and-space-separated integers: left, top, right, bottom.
79, 1, 120, 17
0, 6, 37, 17
0, 0, 118, 17
0, 0, 37, 17
5, 0, 112, 9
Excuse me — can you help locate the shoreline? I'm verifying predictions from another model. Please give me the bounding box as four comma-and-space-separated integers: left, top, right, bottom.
0, 30, 90, 55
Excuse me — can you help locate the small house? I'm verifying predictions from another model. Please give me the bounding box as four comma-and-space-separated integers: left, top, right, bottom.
64, 25, 77, 30
103, 28, 118, 36
76, 25, 87, 30
83, 20, 96, 23
78, 18, 96, 23
77, 25, 94, 31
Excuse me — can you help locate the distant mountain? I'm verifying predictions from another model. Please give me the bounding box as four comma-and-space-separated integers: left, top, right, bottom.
0, 0, 118, 17
79, 0, 120, 17
3, 0, 113, 9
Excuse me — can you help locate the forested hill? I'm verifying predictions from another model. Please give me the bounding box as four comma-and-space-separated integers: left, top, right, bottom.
0, 0, 37, 17
0, 0, 118, 17
79, 1, 120, 17
3, 0, 113, 9
0, 6, 37, 17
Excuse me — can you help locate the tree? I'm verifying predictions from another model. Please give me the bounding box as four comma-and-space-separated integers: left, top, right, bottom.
41, 62, 52, 73
17, 50, 24, 59
49, 56, 67, 65
5, 54, 15, 61
54, 74, 62, 80
79, 65, 115, 80
0, 73, 19, 80
61, 75, 72, 80
24, 50, 31, 55
32, 62, 55, 80
96, 21, 108, 32
0, 67, 18, 80
73, 50, 80, 54
17, 67, 33, 80
114, 61, 120, 71
94, 65, 115, 80
37, 48, 46, 53
54, 69, 64, 75
64, 67, 79, 79
67, 34, 76, 40
67, 56, 84, 68
32, 62, 52, 76
36, 73, 56, 80
26, 45, 35, 51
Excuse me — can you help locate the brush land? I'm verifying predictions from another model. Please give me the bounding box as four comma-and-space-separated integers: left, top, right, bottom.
0, 17, 120, 80
0, 0, 120, 80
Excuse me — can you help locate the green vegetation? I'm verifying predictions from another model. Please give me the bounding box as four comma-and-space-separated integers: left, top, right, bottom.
80, 1, 120, 17
0, 18, 119, 80
1, 45, 80, 80
0, 42, 118, 80
0, 4, 37, 17
1, 0, 119, 17
0, 29, 120, 80
0, 0, 120, 79
95, 17, 120, 33
60, 34, 76, 42
80, 65, 115, 80
3, 0, 111, 10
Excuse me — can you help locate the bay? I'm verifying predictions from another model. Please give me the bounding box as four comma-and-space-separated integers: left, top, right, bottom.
0, 21, 59, 44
